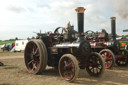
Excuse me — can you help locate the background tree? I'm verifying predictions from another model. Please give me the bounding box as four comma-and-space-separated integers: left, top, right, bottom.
15, 37, 18, 40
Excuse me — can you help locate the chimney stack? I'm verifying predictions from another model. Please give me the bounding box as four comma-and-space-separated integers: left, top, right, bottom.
75, 7, 86, 42
110, 17, 116, 41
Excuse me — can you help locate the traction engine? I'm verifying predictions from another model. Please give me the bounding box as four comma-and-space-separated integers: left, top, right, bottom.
24, 7, 105, 82
85, 17, 128, 68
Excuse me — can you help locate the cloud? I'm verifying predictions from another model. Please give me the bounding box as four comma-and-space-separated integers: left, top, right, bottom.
113, 0, 128, 19
7, 6, 27, 13
0, 0, 128, 40
45, 21, 56, 24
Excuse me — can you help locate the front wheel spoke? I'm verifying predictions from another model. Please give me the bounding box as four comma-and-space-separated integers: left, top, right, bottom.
64, 71, 68, 77
108, 53, 111, 57
67, 62, 73, 67
89, 66, 93, 71
103, 52, 107, 56
95, 68, 98, 73
101, 54, 105, 58
107, 57, 112, 60
92, 68, 94, 73
97, 66, 102, 70
64, 70, 73, 78
106, 61, 111, 66
69, 70, 73, 78
64, 61, 68, 66
97, 64, 102, 68
97, 60, 101, 65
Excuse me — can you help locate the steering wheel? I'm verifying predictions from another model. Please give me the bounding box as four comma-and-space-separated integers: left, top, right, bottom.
85, 30, 96, 40
54, 27, 67, 42
54, 27, 67, 34
85, 30, 95, 35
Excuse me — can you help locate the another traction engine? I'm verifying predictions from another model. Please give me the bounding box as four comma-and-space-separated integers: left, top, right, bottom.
24, 7, 105, 82
85, 17, 128, 68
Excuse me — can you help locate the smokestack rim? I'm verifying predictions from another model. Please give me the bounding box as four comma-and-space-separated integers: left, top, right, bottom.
75, 7, 86, 13
110, 17, 116, 20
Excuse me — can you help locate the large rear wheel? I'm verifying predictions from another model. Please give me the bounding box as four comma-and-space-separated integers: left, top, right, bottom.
99, 49, 115, 69
86, 52, 105, 76
24, 40, 47, 74
37, 40, 48, 71
59, 54, 79, 82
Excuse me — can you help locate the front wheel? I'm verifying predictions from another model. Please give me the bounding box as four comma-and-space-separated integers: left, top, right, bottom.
86, 52, 105, 77
59, 54, 79, 82
99, 49, 115, 69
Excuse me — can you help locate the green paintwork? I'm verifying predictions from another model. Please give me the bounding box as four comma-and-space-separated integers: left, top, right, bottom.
119, 41, 128, 49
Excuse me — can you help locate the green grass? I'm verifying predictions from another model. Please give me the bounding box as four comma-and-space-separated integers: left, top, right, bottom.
0, 40, 15, 45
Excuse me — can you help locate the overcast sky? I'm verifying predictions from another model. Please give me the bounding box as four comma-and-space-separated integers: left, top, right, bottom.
0, 0, 128, 40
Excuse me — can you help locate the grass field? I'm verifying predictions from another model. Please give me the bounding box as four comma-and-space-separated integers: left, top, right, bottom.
1, 54, 128, 85
1, 52, 128, 85
0, 40, 15, 45
0, 51, 24, 57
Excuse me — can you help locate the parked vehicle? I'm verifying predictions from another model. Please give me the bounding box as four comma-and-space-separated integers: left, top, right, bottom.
15, 40, 28, 52
1, 43, 14, 51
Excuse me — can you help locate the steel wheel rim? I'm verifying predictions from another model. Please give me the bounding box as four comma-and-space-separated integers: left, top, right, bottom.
59, 56, 75, 81
101, 51, 113, 68
25, 41, 41, 73
87, 55, 103, 75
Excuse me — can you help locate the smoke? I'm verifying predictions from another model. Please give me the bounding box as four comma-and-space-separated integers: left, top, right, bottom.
114, 0, 128, 19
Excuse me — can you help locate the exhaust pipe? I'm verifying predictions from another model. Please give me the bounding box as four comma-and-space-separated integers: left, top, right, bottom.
110, 17, 116, 41
75, 7, 86, 42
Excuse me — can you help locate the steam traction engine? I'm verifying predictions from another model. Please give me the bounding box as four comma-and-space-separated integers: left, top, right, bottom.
24, 7, 105, 82
85, 17, 128, 68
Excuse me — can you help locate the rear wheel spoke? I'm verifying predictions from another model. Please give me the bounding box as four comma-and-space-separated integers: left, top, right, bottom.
28, 60, 34, 65
34, 48, 39, 55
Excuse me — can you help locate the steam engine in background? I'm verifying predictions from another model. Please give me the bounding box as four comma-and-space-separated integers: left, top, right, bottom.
85, 17, 128, 68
